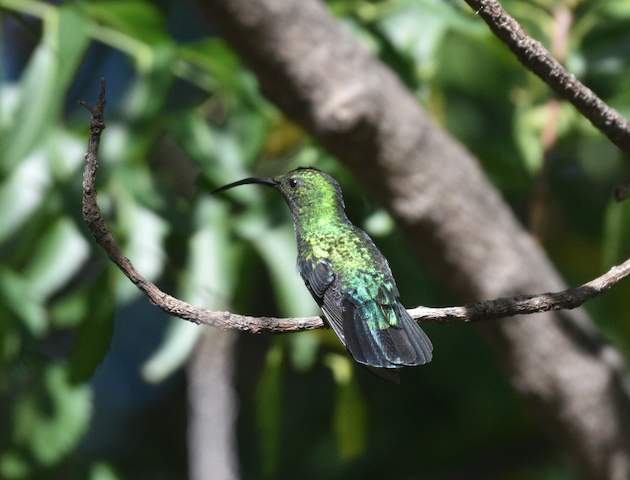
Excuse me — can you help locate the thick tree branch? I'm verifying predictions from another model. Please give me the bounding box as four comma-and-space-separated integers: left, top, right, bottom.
464, 0, 630, 158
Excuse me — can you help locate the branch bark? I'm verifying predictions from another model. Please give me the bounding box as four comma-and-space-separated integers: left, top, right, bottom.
463, 0, 630, 159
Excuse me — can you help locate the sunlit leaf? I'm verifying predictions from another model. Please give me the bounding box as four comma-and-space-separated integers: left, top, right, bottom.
0, 152, 50, 243
0, 4, 90, 173
514, 103, 546, 174
23, 217, 90, 301
288, 331, 319, 372
47, 128, 86, 181
169, 109, 259, 190
0, 266, 47, 336
114, 194, 169, 303
119, 43, 176, 117
89, 462, 122, 480
168, 110, 218, 168
376, 0, 484, 79
178, 39, 244, 93
142, 320, 201, 383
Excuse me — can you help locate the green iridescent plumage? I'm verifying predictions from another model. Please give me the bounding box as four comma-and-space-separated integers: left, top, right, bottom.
214, 167, 433, 378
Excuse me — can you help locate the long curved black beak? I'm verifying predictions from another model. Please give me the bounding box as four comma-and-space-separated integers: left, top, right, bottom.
212, 177, 279, 194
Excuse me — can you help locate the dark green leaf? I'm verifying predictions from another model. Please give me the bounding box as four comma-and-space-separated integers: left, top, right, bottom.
67, 267, 116, 384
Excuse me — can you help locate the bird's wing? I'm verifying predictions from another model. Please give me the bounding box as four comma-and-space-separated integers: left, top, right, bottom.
342, 280, 433, 368
298, 255, 346, 345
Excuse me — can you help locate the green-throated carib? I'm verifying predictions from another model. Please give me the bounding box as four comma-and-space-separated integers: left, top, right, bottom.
213, 168, 432, 381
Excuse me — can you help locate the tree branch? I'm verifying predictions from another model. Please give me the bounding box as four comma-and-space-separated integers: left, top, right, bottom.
81, 80, 630, 331
463, 0, 630, 200
465, 0, 630, 157
410, 260, 630, 322
80, 79, 323, 334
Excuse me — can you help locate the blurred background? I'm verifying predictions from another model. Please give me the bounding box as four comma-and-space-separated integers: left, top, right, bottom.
1, 0, 630, 479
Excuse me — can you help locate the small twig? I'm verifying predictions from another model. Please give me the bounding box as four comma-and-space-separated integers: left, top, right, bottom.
81, 81, 630, 332
464, 0, 630, 198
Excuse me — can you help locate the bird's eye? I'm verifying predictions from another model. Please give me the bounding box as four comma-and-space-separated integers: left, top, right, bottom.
288, 178, 299, 189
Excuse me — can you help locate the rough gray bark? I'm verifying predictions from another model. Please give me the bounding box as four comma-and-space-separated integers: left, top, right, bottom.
192, 0, 630, 478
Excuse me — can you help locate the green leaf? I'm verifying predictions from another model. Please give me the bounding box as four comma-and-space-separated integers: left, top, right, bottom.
67, 267, 116, 384
13, 364, 92, 466
514, 104, 546, 174
326, 354, 368, 460
256, 343, 284, 478
288, 331, 320, 372
50, 287, 90, 329
178, 39, 244, 92
119, 43, 176, 119
89, 463, 122, 480
0, 451, 30, 480
47, 127, 87, 182
0, 154, 51, 244
169, 109, 261, 189
0, 301, 21, 362
0, 266, 47, 336
142, 320, 201, 384
113, 193, 169, 303
603, 197, 630, 267
85, 0, 170, 46
0, 4, 90, 173
376, 0, 484, 77
168, 110, 218, 168
23, 217, 90, 301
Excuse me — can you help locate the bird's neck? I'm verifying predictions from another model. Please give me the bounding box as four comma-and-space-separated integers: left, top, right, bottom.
291, 201, 350, 238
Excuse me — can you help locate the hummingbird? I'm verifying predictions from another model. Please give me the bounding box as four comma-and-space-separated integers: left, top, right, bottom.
213, 167, 432, 381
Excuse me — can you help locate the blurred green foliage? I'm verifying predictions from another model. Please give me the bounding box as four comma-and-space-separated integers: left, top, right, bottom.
0, 0, 629, 479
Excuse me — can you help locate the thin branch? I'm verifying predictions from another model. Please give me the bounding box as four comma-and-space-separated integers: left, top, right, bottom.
464, 0, 630, 170
81, 80, 630, 332
80, 79, 323, 334
410, 260, 630, 322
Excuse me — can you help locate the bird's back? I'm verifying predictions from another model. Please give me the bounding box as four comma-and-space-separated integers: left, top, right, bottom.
299, 223, 433, 369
